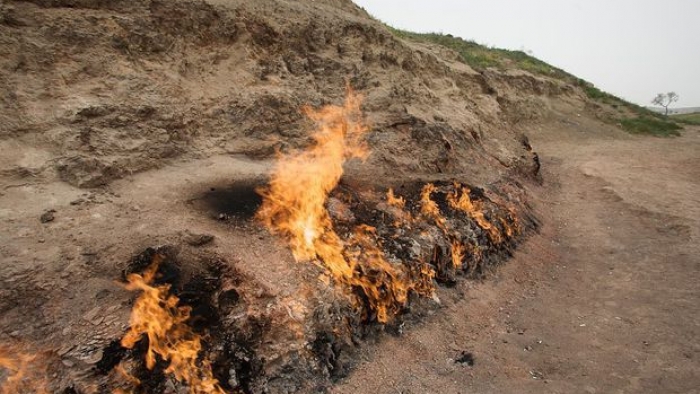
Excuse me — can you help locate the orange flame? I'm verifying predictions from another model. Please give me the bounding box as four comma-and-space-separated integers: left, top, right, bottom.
257, 90, 368, 264
420, 183, 446, 229
500, 206, 521, 238
257, 90, 434, 322
420, 184, 466, 270
450, 241, 465, 269
119, 255, 228, 394
0, 346, 47, 394
386, 188, 406, 210
447, 185, 502, 243
385, 188, 413, 226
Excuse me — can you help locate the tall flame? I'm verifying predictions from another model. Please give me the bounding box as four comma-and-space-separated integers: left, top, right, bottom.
119, 255, 228, 394
257, 90, 367, 265
257, 90, 434, 322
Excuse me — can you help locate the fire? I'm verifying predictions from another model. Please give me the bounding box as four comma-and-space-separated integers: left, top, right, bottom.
450, 241, 465, 269
257, 90, 367, 264
447, 184, 502, 243
119, 254, 228, 394
257, 90, 435, 322
420, 183, 446, 229
420, 184, 467, 270
385, 188, 413, 226
386, 188, 406, 209
419, 182, 520, 271
500, 207, 521, 238
0, 346, 47, 394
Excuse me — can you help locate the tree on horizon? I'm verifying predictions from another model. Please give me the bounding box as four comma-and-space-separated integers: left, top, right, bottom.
652, 92, 679, 115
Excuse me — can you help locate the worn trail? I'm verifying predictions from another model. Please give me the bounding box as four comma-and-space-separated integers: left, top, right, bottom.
332, 126, 700, 394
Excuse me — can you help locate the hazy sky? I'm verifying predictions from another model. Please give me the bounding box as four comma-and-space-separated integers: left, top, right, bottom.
353, 0, 700, 107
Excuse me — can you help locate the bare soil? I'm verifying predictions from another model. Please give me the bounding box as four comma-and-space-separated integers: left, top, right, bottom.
1, 1, 699, 393
333, 121, 700, 394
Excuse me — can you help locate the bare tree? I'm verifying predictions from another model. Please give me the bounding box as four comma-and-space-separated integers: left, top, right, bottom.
652, 92, 679, 115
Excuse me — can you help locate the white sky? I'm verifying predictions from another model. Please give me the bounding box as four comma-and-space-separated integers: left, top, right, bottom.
352, 0, 700, 107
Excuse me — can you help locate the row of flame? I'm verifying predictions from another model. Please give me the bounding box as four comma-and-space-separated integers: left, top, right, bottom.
1, 90, 519, 393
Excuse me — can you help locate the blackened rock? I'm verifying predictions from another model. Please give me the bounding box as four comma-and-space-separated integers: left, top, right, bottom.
455, 351, 475, 366
40, 209, 56, 223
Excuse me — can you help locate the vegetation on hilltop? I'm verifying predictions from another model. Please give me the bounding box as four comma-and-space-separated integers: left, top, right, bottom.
672, 112, 700, 126
386, 26, 682, 136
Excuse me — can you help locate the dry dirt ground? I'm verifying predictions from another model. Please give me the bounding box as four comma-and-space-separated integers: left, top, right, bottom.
1, 3, 698, 392
332, 124, 700, 394
1, 103, 698, 393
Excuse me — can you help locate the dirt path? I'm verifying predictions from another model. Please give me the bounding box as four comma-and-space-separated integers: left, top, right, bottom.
332, 126, 700, 394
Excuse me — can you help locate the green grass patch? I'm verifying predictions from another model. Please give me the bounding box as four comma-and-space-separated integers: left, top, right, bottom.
619, 116, 682, 137
386, 27, 573, 80
384, 25, 681, 136
671, 112, 700, 125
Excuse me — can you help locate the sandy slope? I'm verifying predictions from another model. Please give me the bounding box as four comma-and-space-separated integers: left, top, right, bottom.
332, 120, 700, 393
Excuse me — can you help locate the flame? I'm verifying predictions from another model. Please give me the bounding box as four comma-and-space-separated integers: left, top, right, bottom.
500, 206, 521, 238
114, 363, 141, 387
447, 185, 502, 243
0, 346, 47, 394
257, 90, 434, 322
420, 183, 446, 229
257, 90, 368, 263
419, 184, 467, 271
385, 188, 413, 226
119, 254, 228, 394
386, 188, 406, 209
450, 241, 465, 269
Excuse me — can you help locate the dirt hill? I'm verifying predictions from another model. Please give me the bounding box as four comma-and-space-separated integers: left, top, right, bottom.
0, 0, 559, 188
1, 1, 692, 393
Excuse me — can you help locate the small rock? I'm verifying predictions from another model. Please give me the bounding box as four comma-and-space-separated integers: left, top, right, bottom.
83, 306, 101, 322
83, 349, 103, 365
327, 197, 355, 222
455, 351, 475, 366
40, 210, 56, 223
57, 344, 74, 356
164, 379, 177, 393
61, 359, 75, 368
228, 368, 239, 388
185, 233, 215, 247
